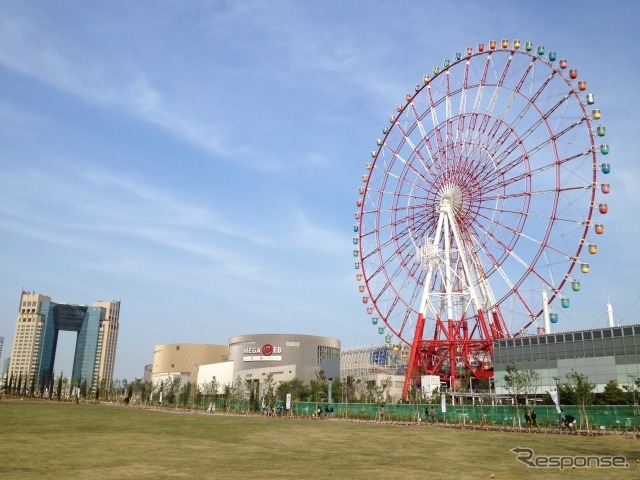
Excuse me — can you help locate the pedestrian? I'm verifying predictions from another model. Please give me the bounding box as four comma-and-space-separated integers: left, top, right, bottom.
207, 402, 213, 414
429, 406, 436, 424
524, 410, 531, 426
531, 410, 537, 426
563, 414, 576, 430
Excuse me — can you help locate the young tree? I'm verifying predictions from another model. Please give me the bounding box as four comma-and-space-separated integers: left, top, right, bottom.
7, 374, 14, 395
232, 376, 245, 412
56, 374, 63, 400
48, 376, 54, 400
309, 370, 327, 404
565, 370, 595, 429
261, 373, 276, 409
203, 376, 220, 400
503, 363, 540, 428
223, 385, 232, 412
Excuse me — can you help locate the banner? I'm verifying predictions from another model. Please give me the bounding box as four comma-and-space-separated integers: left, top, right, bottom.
549, 390, 561, 414
286, 393, 292, 410
440, 392, 447, 413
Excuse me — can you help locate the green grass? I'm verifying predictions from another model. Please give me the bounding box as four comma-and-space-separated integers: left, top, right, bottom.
1, 400, 638, 479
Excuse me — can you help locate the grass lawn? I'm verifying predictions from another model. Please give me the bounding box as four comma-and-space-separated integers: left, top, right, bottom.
1, 400, 638, 479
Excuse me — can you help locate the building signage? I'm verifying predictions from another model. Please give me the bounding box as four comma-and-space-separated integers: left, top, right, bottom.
243, 343, 282, 362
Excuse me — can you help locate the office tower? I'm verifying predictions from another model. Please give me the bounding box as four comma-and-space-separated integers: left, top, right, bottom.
7, 291, 120, 391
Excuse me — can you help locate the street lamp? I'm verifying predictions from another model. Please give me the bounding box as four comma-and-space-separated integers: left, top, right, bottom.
629, 374, 637, 415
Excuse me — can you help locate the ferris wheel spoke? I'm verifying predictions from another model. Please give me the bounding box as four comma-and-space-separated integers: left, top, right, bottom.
393, 121, 438, 181
409, 110, 439, 169
471, 220, 558, 301
425, 85, 448, 165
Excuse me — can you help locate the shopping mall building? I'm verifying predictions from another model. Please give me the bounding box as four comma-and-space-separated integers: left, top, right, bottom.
149, 334, 340, 393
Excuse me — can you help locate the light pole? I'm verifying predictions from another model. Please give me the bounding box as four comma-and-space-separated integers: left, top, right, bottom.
629, 374, 637, 415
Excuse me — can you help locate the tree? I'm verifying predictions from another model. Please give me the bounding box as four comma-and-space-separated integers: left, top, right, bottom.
342, 376, 356, 403
261, 373, 276, 409
223, 385, 232, 412
56, 374, 63, 400
48, 377, 54, 400
565, 370, 595, 429
600, 380, 627, 405
309, 370, 327, 404
503, 363, 540, 428
7, 374, 14, 395
232, 376, 245, 412
202, 376, 220, 400
277, 378, 307, 405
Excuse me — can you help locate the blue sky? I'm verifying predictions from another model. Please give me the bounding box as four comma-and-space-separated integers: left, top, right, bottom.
1, 1, 639, 381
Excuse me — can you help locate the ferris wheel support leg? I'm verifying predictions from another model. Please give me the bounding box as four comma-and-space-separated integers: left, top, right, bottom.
402, 312, 426, 400
448, 319, 457, 390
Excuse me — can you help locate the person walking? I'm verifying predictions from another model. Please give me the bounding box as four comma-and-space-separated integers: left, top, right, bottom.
531, 410, 537, 427
429, 406, 436, 424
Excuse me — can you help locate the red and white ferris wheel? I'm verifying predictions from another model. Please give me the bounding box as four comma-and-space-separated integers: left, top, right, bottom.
353, 39, 611, 397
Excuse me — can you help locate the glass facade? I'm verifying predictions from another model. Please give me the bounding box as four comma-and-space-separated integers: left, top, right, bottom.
72, 306, 104, 385
493, 324, 640, 394
34, 302, 105, 388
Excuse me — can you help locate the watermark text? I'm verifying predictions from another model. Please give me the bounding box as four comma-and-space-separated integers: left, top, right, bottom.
510, 446, 628, 470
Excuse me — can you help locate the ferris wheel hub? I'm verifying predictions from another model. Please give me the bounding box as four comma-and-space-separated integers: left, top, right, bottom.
439, 184, 465, 215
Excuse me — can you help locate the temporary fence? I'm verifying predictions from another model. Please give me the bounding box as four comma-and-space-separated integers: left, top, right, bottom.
287, 402, 639, 430
144, 396, 638, 430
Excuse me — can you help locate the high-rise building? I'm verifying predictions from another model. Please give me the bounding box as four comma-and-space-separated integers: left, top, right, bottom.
7, 291, 120, 391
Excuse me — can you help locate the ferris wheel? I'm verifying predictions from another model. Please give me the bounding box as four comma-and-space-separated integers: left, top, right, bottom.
353, 39, 611, 395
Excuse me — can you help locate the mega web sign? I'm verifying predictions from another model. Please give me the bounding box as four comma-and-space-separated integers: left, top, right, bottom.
243, 343, 282, 362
